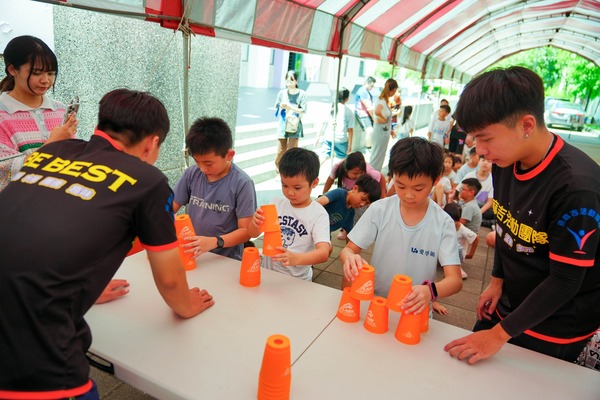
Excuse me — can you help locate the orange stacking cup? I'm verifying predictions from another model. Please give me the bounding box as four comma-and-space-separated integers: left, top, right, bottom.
387, 274, 413, 312
336, 287, 360, 323
261, 204, 281, 233
257, 334, 292, 400
174, 214, 197, 271
262, 231, 284, 256
240, 247, 261, 287
364, 296, 389, 334
421, 302, 431, 333
350, 263, 375, 301
394, 311, 421, 345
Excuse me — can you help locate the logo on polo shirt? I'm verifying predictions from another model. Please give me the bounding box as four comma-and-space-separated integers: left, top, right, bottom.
557, 207, 600, 255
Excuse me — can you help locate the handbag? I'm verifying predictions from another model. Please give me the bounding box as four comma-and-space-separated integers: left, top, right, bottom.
285, 113, 299, 134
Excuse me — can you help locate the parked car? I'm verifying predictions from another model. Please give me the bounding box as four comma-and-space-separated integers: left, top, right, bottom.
544, 101, 586, 131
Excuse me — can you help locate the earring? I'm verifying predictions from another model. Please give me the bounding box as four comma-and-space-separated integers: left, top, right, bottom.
525, 134, 529, 139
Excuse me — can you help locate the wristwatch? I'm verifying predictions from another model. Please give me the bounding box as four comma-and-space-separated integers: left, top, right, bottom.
422, 280, 438, 301
215, 236, 224, 249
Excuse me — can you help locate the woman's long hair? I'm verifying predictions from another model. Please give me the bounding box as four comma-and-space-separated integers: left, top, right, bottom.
401, 105, 413, 126
378, 78, 398, 101
0, 35, 58, 93
336, 151, 366, 188
331, 87, 350, 116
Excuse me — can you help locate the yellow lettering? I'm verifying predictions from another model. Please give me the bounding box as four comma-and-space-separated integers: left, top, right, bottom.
108, 169, 137, 192
23, 152, 52, 168
60, 161, 93, 177
81, 164, 112, 182
42, 157, 71, 173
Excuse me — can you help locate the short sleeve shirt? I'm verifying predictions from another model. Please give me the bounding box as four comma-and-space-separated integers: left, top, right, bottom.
322, 189, 355, 232
173, 163, 256, 260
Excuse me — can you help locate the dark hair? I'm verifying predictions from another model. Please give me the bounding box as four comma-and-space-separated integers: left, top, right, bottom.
366, 76, 376, 84
401, 105, 413, 126
379, 78, 398, 101
1, 35, 58, 93
279, 147, 320, 183
453, 155, 462, 165
461, 177, 482, 194
469, 147, 477, 155
440, 105, 451, 114
388, 137, 443, 182
336, 151, 366, 188
355, 174, 381, 204
440, 99, 449, 105
186, 117, 232, 157
331, 88, 350, 116
444, 152, 455, 166
97, 89, 170, 146
285, 70, 299, 88
455, 66, 545, 133
443, 203, 462, 222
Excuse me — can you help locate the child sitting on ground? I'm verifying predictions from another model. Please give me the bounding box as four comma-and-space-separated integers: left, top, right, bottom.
341, 137, 462, 316
317, 175, 381, 239
248, 148, 331, 281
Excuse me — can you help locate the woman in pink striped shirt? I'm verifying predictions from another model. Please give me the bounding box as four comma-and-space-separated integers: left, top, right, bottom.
0, 35, 78, 191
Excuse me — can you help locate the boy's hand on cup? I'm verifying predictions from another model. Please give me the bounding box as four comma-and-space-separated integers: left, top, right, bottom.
342, 254, 365, 282
251, 208, 265, 229
401, 285, 430, 315
272, 247, 296, 266
183, 235, 214, 259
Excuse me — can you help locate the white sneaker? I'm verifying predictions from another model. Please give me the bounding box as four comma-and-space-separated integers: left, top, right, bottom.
337, 229, 347, 240
461, 268, 468, 279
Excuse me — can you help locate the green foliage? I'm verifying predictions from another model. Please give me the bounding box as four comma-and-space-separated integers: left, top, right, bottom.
488, 47, 600, 109
375, 61, 394, 80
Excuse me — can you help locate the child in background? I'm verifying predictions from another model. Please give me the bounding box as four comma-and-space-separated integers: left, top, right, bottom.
248, 148, 330, 281
427, 105, 452, 147
322, 151, 387, 239
399, 105, 414, 139
341, 137, 462, 315
432, 152, 456, 207
317, 175, 381, 239
455, 146, 479, 183
173, 117, 257, 261
458, 178, 483, 234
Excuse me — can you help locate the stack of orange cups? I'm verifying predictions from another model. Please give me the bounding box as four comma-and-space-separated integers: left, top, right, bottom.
387, 274, 413, 313
174, 214, 197, 271
261, 204, 284, 257
364, 296, 388, 334
394, 311, 422, 345
257, 334, 292, 400
240, 247, 261, 287
336, 287, 360, 323
350, 263, 375, 301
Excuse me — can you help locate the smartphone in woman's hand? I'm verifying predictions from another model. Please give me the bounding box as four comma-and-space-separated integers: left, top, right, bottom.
62, 96, 80, 124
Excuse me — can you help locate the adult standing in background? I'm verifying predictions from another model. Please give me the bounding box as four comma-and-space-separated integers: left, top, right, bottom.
0, 35, 78, 191
354, 76, 376, 148
445, 66, 600, 366
316, 87, 354, 160
274, 70, 307, 171
369, 78, 399, 172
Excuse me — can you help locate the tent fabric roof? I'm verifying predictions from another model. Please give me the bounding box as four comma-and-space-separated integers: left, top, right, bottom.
42, 0, 600, 83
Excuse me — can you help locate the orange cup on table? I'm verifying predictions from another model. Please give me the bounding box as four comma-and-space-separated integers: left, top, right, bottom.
260, 204, 281, 233
257, 334, 292, 400
262, 231, 284, 256
240, 247, 261, 287
421, 302, 431, 333
336, 287, 360, 323
364, 296, 388, 334
174, 214, 197, 271
350, 263, 375, 301
387, 274, 413, 312
394, 310, 421, 345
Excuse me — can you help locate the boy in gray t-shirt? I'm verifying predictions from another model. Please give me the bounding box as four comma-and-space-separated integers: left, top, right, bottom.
173, 117, 257, 261
458, 177, 483, 233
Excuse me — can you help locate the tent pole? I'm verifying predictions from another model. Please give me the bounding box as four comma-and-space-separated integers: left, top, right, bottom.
182, 30, 190, 168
